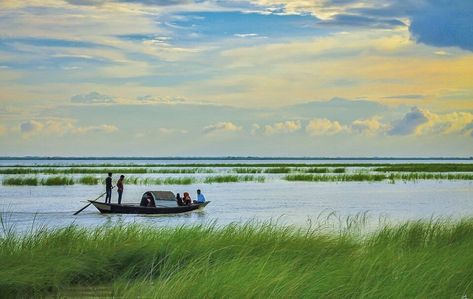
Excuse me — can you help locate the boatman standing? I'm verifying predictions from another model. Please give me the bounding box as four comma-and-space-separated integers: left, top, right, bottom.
105, 172, 112, 203
117, 175, 125, 205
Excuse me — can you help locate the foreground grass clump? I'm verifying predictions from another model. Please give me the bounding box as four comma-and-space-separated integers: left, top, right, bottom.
1, 219, 473, 298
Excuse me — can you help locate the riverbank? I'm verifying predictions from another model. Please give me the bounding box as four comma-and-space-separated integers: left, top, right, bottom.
1, 219, 472, 298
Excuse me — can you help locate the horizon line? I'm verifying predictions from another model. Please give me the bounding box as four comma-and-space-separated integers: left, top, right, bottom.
0, 156, 472, 160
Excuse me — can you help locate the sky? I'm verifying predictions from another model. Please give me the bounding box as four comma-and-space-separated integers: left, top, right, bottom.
0, 0, 472, 157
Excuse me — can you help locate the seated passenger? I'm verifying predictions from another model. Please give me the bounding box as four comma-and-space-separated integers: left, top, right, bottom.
147, 195, 156, 207
196, 189, 205, 203
183, 192, 192, 205
176, 193, 185, 206
140, 195, 150, 207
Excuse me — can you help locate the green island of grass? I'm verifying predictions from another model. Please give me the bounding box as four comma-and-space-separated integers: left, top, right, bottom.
0, 219, 472, 298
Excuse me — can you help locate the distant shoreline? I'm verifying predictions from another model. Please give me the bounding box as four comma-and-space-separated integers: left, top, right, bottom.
0, 156, 472, 161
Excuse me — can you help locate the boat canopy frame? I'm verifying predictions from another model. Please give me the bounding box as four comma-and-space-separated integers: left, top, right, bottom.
142, 191, 176, 202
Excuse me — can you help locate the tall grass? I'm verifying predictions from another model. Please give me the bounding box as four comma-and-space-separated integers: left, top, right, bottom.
2, 177, 38, 186
374, 164, 473, 172
77, 176, 100, 185
2, 176, 74, 186
233, 168, 263, 174
284, 173, 473, 182
40, 176, 74, 186
0, 167, 215, 175
204, 175, 265, 183
263, 167, 291, 173
0, 219, 473, 298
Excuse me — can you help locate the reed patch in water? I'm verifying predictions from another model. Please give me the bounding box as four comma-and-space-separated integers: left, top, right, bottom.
284, 173, 473, 182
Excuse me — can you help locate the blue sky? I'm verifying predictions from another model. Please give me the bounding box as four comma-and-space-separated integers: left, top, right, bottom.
0, 0, 472, 156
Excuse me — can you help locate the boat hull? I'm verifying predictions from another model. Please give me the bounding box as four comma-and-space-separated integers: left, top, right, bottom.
89, 200, 209, 214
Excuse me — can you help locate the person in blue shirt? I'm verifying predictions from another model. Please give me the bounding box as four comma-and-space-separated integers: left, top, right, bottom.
196, 189, 206, 203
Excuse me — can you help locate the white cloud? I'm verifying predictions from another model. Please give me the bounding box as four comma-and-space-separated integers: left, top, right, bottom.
350, 117, 387, 135
19, 119, 118, 136
419, 110, 473, 136
159, 127, 188, 134
71, 91, 116, 104
234, 33, 260, 38
388, 107, 473, 137
306, 118, 346, 136
263, 120, 301, 135
203, 122, 241, 135
136, 95, 186, 104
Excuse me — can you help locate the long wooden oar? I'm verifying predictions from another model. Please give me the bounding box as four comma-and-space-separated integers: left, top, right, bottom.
73, 187, 113, 215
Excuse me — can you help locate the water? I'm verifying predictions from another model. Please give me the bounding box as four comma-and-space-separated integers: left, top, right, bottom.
0, 158, 472, 233
0, 157, 471, 166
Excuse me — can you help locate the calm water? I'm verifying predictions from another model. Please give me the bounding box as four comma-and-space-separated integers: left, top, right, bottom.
0, 157, 471, 166
0, 158, 472, 233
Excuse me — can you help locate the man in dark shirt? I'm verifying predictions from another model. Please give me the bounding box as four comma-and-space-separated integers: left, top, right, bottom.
105, 172, 112, 203
116, 175, 125, 205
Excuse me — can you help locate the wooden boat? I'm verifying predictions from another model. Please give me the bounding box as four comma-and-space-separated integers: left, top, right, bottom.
89, 191, 210, 214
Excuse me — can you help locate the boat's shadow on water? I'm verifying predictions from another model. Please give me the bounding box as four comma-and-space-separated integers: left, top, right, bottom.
97, 209, 209, 227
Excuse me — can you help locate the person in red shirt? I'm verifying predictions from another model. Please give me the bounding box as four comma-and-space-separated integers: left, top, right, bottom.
183, 192, 192, 206
116, 175, 125, 204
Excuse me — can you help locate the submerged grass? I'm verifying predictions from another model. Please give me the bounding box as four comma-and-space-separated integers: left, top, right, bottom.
1, 219, 473, 298
284, 173, 473, 182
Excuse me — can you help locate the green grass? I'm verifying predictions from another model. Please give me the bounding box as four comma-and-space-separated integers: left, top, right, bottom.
2, 177, 39, 186
0, 167, 215, 175
374, 164, 473, 172
40, 176, 74, 186
2, 176, 74, 186
232, 168, 263, 173
0, 219, 473, 298
150, 168, 215, 174
204, 175, 265, 183
284, 173, 473, 182
263, 167, 291, 173
77, 176, 100, 185
302, 167, 329, 173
